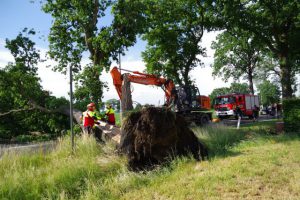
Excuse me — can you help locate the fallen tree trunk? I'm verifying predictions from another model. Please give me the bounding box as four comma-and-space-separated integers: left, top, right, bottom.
0, 101, 123, 143
0, 102, 82, 124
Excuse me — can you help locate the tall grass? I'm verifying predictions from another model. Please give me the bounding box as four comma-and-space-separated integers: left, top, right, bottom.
1, 126, 299, 199
0, 135, 126, 199
193, 125, 247, 157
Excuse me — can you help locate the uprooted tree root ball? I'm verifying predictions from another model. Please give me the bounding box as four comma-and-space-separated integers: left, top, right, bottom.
119, 107, 208, 171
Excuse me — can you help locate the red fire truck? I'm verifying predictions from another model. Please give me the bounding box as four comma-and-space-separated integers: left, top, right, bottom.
214, 94, 260, 119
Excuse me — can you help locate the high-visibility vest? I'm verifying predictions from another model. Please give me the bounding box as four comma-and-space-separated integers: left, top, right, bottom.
105, 108, 115, 124
82, 110, 98, 127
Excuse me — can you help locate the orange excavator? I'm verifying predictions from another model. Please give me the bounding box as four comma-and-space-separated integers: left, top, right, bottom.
110, 66, 212, 125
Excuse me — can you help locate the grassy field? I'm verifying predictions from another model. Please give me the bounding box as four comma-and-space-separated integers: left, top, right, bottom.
0, 125, 299, 200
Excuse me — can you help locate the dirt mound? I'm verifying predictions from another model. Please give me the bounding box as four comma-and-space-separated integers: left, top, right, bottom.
119, 107, 208, 170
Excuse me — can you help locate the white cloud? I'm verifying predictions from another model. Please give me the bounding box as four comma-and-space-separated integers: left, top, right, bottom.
0, 38, 5, 46
0, 50, 14, 67
0, 46, 70, 98
38, 60, 69, 98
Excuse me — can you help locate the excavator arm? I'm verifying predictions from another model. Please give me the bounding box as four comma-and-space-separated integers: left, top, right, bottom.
110, 67, 175, 104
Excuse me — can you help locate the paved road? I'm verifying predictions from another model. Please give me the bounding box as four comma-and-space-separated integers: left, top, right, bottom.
0, 141, 57, 157
221, 115, 279, 126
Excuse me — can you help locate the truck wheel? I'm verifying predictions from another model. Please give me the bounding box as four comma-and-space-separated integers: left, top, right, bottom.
198, 114, 210, 126
218, 116, 224, 120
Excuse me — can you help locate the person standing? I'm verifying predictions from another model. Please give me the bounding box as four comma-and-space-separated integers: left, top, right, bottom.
252, 105, 259, 122
105, 104, 116, 125
235, 105, 243, 129
235, 105, 243, 119
81, 103, 103, 142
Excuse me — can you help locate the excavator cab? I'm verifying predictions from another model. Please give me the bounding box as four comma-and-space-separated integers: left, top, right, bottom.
175, 85, 210, 112
176, 85, 201, 112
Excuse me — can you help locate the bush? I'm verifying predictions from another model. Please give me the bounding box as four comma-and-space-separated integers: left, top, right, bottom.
283, 98, 300, 132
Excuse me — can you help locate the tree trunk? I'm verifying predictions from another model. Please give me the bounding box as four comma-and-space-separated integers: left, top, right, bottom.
121, 74, 133, 115
183, 69, 190, 88
279, 54, 293, 98
248, 69, 254, 94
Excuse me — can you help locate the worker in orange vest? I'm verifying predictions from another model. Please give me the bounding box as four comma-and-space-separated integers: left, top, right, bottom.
81, 102, 103, 142
105, 104, 116, 125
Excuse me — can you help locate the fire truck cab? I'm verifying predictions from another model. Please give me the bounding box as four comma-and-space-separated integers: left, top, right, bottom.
214, 94, 260, 119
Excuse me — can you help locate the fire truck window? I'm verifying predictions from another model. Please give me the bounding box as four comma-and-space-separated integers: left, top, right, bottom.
229, 97, 236, 103
239, 97, 242, 101
215, 97, 235, 104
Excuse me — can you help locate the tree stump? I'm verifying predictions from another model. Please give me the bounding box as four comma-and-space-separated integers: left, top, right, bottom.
121, 74, 133, 117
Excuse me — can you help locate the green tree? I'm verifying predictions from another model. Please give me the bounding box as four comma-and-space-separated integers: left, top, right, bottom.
257, 80, 281, 106
73, 64, 107, 110
5, 28, 40, 75
43, 0, 114, 71
141, 0, 206, 86
112, 0, 217, 87
0, 30, 69, 139
229, 83, 251, 94
213, 0, 300, 98
211, 31, 264, 94
42, 0, 138, 105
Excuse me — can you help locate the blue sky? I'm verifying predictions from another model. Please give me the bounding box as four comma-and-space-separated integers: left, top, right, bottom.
0, 1, 51, 47
0, 0, 239, 104
0, 0, 146, 56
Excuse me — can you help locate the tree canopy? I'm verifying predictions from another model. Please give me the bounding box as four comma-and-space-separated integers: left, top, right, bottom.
0, 30, 69, 140
257, 80, 281, 106
42, 0, 144, 106
212, 0, 300, 98
141, 0, 206, 86
211, 31, 265, 94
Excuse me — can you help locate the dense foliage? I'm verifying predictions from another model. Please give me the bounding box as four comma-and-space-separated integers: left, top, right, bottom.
257, 81, 281, 106
42, 0, 139, 105
212, 0, 300, 98
0, 29, 69, 141
42, 0, 299, 107
283, 98, 300, 132
141, 0, 206, 86
211, 31, 265, 94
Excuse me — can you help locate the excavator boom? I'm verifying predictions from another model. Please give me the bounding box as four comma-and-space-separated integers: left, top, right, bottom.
110, 66, 175, 104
